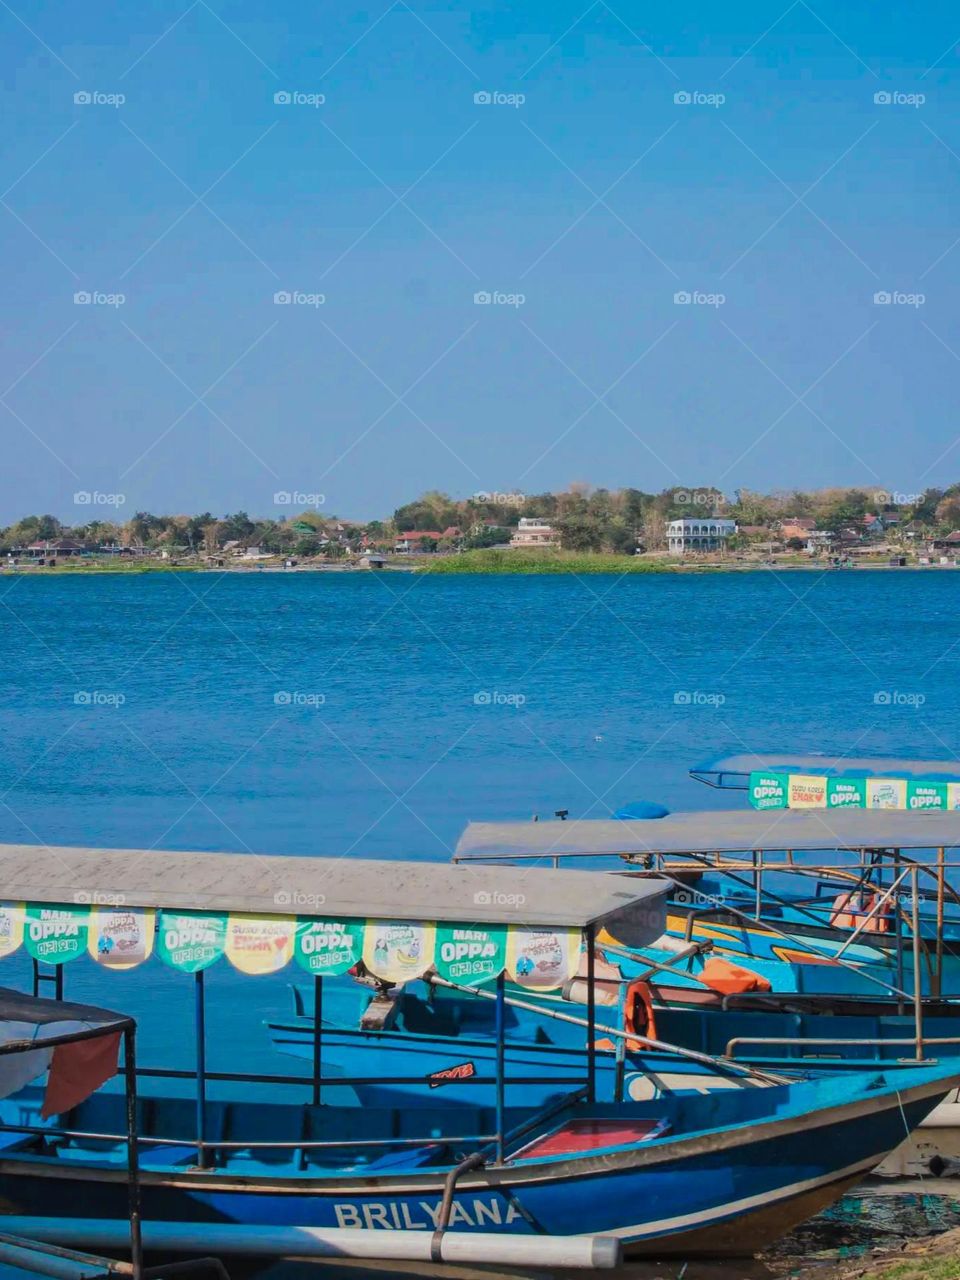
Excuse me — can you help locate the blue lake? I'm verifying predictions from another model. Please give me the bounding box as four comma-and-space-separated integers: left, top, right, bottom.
0, 568, 957, 1071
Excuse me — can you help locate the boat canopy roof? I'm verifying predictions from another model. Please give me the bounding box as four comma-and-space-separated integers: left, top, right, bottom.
0, 843, 665, 929
455, 808, 960, 860
0, 987, 132, 1054
690, 751, 960, 789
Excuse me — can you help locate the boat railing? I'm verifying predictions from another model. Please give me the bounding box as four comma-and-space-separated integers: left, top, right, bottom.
0, 1080, 593, 1167
718, 990, 960, 1010
724, 1034, 960, 1061
0, 1118, 499, 1154
133, 1066, 589, 1089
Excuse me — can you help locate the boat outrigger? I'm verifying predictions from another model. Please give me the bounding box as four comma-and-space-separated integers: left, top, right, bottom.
0, 841, 955, 1259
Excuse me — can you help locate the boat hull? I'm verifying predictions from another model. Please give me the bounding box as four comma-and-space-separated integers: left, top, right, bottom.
0, 1070, 952, 1257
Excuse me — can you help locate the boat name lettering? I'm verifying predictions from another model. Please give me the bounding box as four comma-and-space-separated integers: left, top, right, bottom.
332, 1199, 520, 1230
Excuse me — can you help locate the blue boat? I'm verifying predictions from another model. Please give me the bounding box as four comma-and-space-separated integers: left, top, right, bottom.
268, 1015, 770, 1108
680, 750, 960, 956
0, 840, 953, 1259
454, 804, 960, 998
266, 968, 960, 1113
1, 1064, 957, 1257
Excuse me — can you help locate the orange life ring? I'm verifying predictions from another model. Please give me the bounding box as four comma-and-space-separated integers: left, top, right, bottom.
623, 979, 657, 1050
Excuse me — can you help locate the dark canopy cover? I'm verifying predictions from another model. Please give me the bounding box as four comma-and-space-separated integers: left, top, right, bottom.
0, 986, 132, 1115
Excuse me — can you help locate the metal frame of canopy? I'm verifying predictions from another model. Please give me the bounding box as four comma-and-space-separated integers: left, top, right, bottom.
453, 809, 960, 1049
689, 751, 960, 790
0, 847, 674, 1173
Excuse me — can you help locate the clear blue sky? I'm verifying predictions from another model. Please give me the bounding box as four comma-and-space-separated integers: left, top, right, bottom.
1, 0, 957, 521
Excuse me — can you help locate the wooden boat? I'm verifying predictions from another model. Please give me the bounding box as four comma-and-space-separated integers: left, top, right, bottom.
0, 840, 952, 1258
0, 1064, 957, 1257
454, 805, 960, 999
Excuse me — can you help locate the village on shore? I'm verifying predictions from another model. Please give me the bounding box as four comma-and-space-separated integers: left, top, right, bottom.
6, 483, 960, 572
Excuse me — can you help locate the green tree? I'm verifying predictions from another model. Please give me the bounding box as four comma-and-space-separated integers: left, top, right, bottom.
185, 513, 215, 550
219, 511, 256, 542
557, 514, 604, 552
607, 521, 638, 554
394, 491, 458, 531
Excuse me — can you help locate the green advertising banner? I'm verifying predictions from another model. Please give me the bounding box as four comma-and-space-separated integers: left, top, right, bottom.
435, 924, 507, 986
826, 778, 867, 809
24, 903, 89, 965
294, 918, 364, 976
156, 910, 228, 973
907, 781, 949, 812
749, 771, 788, 810
751, 771, 957, 811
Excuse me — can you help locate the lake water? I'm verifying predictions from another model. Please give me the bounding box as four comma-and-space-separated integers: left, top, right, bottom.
1, 567, 959, 1064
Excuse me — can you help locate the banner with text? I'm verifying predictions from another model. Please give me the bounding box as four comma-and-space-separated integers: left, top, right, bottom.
749, 770, 960, 812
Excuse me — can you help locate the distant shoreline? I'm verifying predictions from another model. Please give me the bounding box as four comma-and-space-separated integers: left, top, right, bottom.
3, 552, 958, 577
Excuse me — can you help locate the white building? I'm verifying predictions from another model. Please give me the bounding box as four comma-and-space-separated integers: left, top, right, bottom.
666, 517, 736, 555
511, 518, 559, 548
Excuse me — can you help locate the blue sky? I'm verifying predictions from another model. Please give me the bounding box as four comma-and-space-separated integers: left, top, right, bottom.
1, 0, 958, 521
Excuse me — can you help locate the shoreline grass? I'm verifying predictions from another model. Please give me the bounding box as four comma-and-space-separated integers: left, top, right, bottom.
418, 549, 676, 574
2, 561, 203, 575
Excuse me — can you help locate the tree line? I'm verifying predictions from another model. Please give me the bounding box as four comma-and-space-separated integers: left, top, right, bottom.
4, 483, 959, 556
